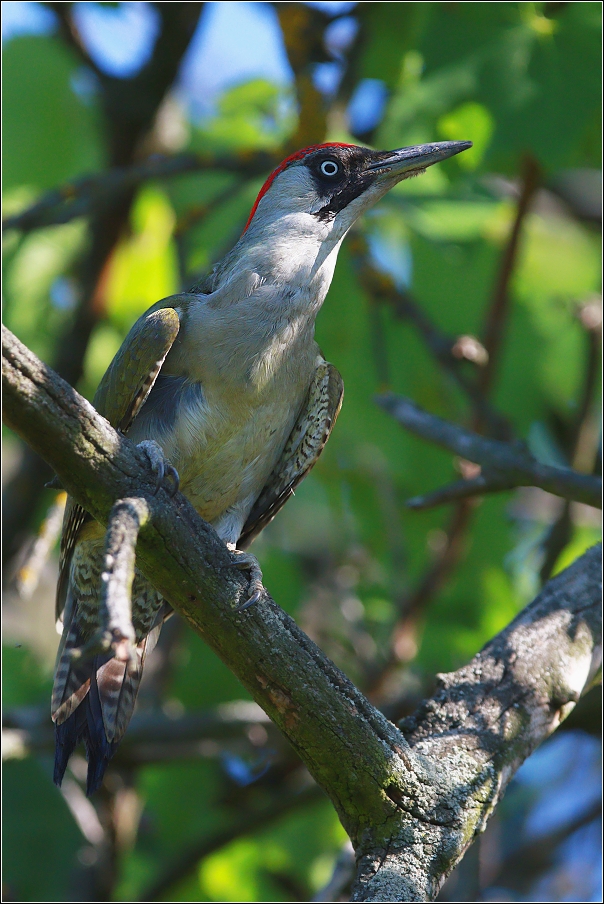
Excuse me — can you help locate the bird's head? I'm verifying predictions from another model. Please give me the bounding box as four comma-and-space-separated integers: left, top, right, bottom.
242, 140, 472, 244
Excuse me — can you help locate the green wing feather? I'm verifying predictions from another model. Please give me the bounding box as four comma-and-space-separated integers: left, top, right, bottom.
93, 305, 180, 430
56, 303, 182, 621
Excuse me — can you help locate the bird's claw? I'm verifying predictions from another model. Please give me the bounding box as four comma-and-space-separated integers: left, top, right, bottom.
237, 587, 263, 612
137, 440, 180, 496
228, 545, 265, 611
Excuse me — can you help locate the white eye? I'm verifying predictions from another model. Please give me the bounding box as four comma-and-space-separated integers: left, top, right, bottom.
320, 159, 340, 177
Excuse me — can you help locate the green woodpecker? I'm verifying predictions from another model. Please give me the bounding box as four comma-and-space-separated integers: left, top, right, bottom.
52, 140, 472, 793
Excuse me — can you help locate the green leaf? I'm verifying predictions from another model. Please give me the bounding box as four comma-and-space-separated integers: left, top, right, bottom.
2, 35, 103, 191
104, 186, 179, 328
3, 759, 83, 902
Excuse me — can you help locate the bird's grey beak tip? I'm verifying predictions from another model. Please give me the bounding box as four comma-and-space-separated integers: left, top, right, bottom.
367, 139, 474, 175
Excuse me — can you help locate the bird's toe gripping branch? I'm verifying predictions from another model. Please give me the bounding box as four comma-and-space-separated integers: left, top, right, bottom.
137, 439, 180, 496
228, 545, 266, 611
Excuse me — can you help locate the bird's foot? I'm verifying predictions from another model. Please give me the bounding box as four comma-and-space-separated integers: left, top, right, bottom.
228, 544, 265, 611
137, 440, 180, 496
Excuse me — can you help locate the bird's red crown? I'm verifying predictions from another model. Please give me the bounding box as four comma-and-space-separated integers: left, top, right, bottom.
243, 143, 356, 233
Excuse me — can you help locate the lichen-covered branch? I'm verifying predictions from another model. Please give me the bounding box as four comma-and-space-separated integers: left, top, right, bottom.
361, 543, 600, 901
3, 325, 601, 902
378, 393, 602, 509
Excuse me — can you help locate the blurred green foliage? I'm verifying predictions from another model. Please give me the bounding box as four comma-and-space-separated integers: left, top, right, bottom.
2, 2, 601, 901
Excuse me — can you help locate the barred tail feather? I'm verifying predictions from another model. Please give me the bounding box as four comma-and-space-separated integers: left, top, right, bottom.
52, 649, 116, 793
53, 623, 165, 795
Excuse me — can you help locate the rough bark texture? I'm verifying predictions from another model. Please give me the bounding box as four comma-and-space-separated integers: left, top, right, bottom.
3, 325, 601, 901
352, 548, 601, 901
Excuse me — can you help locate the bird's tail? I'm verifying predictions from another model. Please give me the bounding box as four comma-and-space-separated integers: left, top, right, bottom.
52, 615, 163, 795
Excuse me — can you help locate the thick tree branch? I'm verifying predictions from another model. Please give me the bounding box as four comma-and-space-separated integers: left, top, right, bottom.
377, 393, 602, 509
3, 326, 600, 901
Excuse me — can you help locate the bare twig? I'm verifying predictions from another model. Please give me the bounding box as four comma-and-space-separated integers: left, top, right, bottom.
14, 491, 66, 598
541, 299, 602, 581
100, 498, 148, 655
487, 799, 601, 895
377, 394, 601, 509
370, 159, 577, 693
71, 498, 149, 663
2, 152, 275, 235
364, 158, 544, 697
3, 700, 273, 761
348, 233, 512, 439
44, 1, 105, 77
366, 500, 475, 694
394, 158, 541, 665
478, 155, 541, 399
143, 778, 322, 901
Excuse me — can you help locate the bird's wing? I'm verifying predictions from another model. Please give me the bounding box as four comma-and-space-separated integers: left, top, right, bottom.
238, 357, 344, 550
55, 305, 181, 622
93, 305, 181, 433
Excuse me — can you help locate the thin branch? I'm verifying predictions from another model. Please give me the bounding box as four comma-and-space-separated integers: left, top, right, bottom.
381, 158, 541, 679
488, 799, 601, 894
540, 299, 602, 581
14, 491, 66, 598
3, 700, 274, 762
101, 498, 146, 653
72, 498, 149, 663
43, 2, 105, 78
377, 393, 602, 509
143, 778, 322, 901
372, 158, 540, 686
348, 233, 512, 439
478, 155, 541, 399
2, 152, 275, 234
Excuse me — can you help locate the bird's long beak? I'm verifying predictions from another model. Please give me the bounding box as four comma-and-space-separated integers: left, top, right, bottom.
366, 141, 472, 179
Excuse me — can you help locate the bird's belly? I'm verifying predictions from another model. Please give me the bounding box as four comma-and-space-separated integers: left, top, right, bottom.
153, 388, 304, 532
